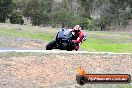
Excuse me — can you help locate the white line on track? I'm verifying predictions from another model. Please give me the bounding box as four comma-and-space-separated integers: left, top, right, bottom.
0, 50, 131, 54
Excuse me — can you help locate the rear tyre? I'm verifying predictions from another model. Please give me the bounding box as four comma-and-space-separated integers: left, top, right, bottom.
46, 40, 56, 50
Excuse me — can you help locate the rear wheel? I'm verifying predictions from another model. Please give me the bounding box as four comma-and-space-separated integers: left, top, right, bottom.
46, 40, 56, 50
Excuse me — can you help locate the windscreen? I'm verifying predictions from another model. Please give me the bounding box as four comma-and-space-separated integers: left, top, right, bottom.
57, 29, 72, 39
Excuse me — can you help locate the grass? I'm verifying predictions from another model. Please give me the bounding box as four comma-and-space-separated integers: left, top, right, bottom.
0, 27, 132, 53
81, 35, 132, 53
0, 28, 55, 41
80, 31, 132, 53
81, 41, 132, 53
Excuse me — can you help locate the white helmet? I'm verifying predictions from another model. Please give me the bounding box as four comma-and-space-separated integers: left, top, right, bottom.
73, 25, 82, 31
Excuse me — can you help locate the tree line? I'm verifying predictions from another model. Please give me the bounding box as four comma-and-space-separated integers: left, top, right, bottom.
0, 0, 132, 31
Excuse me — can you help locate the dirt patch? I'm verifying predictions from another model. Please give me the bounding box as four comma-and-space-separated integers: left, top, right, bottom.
16, 38, 47, 49
0, 53, 131, 88
0, 35, 47, 50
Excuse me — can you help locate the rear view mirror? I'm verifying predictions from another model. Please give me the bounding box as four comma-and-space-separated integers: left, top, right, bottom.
83, 34, 87, 41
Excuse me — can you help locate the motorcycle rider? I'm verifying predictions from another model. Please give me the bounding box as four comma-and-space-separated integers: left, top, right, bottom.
71, 25, 84, 51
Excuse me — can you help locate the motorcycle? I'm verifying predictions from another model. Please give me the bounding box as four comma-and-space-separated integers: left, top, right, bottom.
46, 28, 87, 51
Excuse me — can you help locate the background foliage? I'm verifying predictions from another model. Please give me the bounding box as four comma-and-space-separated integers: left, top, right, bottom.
10, 10, 24, 24
0, 0, 132, 31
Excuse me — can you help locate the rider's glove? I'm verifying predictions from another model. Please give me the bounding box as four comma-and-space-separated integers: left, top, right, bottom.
72, 40, 76, 43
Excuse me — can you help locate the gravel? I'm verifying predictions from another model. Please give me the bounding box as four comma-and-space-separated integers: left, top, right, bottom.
0, 53, 131, 88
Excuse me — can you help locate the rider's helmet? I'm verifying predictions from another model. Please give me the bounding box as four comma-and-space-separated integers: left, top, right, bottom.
73, 25, 82, 35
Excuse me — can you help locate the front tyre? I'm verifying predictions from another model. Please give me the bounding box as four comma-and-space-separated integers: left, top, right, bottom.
46, 40, 56, 50
67, 47, 73, 51
66, 42, 73, 51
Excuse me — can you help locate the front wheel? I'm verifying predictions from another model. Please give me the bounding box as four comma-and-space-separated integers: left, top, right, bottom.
67, 41, 79, 51
66, 47, 73, 51
46, 40, 56, 50
66, 42, 74, 51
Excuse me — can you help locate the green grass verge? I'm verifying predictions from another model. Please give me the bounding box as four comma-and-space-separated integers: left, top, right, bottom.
81, 31, 132, 53
81, 39, 132, 53
0, 28, 55, 41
